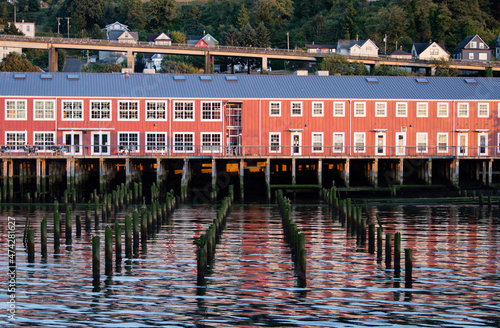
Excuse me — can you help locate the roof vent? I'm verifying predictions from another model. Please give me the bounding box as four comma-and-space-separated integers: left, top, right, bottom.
41, 74, 52, 80
465, 78, 477, 84
67, 74, 79, 80
416, 78, 428, 84
225, 76, 238, 82
200, 76, 212, 81
173, 75, 186, 81
13, 74, 26, 79
366, 77, 379, 83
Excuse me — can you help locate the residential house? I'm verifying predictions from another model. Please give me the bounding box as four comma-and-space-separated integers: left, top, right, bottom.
0, 21, 35, 60
412, 42, 449, 60
99, 22, 138, 63
337, 38, 379, 57
148, 33, 172, 46
495, 32, 500, 59
387, 47, 412, 59
305, 43, 336, 54
187, 33, 219, 47
454, 35, 491, 61
144, 33, 171, 71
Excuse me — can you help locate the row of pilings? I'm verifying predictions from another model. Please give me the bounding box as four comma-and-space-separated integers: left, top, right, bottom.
323, 187, 413, 288
194, 185, 234, 283
276, 190, 307, 287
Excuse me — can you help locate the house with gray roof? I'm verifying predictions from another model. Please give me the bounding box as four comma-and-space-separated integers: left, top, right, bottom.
412, 42, 449, 60
454, 35, 491, 61
99, 22, 138, 63
337, 38, 378, 57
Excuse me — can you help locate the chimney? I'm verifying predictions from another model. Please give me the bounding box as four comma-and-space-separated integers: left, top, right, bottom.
356, 35, 358, 41
400, 46, 403, 50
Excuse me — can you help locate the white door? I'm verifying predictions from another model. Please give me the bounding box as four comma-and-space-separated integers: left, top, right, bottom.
458, 133, 468, 156
91, 132, 110, 155
395, 132, 406, 156
479, 134, 488, 156
63, 132, 82, 155
291, 133, 301, 155
376, 133, 386, 155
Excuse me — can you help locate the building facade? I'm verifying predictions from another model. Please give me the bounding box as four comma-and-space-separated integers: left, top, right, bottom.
0, 73, 499, 159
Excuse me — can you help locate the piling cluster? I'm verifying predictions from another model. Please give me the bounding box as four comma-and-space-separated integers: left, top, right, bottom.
276, 190, 307, 286
323, 186, 413, 288
194, 185, 234, 281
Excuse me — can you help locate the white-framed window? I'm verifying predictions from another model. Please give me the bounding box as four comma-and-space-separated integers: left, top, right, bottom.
396, 102, 407, 117
118, 132, 139, 153
354, 132, 365, 153
62, 100, 83, 120
5, 99, 27, 120
416, 133, 428, 153
333, 102, 345, 117
34, 132, 55, 151
173, 133, 194, 153
145, 132, 167, 152
479, 133, 488, 156
269, 102, 281, 116
90, 100, 111, 120
478, 103, 489, 118
118, 101, 139, 120
417, 102, 428, 117
91, 132, 110, 155
5, 131, 26, 150
34, 100, 55, 120
201, 101, 222, 121
375, 102, 387, 117
269, 133, 281, 153
479, 53, 487, 60
312, 132, 323, 152
458, 103, 469, 117
291, 102, 302, 116
469, 53, 474, 60
437, 133, 448, 153
437, 103, 449, 117
145, 101, 167, 120
173, 101, 194, 121
470, 41, 477, 48
354, 102, 366, 117
333, 133, 344, 153
497, 133, 500, 153
479, 43, 484, 49
312, 102, 324, 117
201, 133, 222, 153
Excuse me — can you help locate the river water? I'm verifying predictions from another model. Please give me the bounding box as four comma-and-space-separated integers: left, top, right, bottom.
1, 203, 499, 327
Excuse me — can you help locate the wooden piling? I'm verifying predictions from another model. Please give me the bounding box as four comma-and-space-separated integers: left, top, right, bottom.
394, 232, 401, 277
54, 212, 61, 250
65, 206, 72, 244
377, 226, 383, 261
85, 204, 91, 232
368, 224, 375, 254
105, 226, 113, 275
133, 208, 140, 248
141, 211, 148, 243
27, 229, 35, 263
41, 216, 47, 258
385, 233, 392, 269
405, 248, 413, 288
76, 214, 81, 238
92, 235, 100, 283
115, 221, 122, 265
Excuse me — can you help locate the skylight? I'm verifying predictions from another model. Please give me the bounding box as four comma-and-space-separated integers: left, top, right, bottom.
41, 74, 52, 80
226, 76, 238, 82
67, 74, 80, 80
173, 75, 186, 81
13, 74, 26, 79
416, 78, 428, 84
200, 76, 212, 81
366, 77, 379, 83
465, 78, 478, 84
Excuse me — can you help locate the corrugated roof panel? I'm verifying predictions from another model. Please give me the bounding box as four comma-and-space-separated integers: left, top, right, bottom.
0, 73, 499, 100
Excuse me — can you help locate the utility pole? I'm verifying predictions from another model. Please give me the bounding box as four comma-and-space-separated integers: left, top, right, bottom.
384, 34, 387, 54
287, 32, 289, 52
13, 5, 16, 23
56, 17, 61, 35
65, 17, 70, 38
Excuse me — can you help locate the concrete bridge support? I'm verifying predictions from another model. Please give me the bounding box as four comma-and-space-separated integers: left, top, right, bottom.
127, 50, 134, 71
261, 56, 268, 72
48, 46, 58, 72
291, 158, 296, 186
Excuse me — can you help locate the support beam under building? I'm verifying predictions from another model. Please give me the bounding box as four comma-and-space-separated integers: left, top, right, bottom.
426, 159, 432, 185
344, 159, 350, 188
240, 159, 244, 202
266, 158, 271, 201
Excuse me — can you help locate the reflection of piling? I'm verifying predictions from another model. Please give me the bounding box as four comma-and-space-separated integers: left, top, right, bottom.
377, 227, 383, 261
394, 232, 401, 277
141, 210, 148, 243
105, 226, 113, 275
132, 208, 139, 248
368, 224, 375, 253
385, 233, 392, 269
405, 248, 413, 288
76, 215, 81, 238
54, 212, 61, 250
27, 229, 35, 263
115, 221, 122, 265
125, 215, 132, 258
85, 204, 91, 232
65, 206, 72, 244
41, 216, 47, 257
92, 236, 100, 283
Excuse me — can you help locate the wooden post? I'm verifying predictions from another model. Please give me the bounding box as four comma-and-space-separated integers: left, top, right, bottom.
92, 235, 100, 284
105, 226, 113, 275
65, 206, 72, 244
377, 226, 383, 261
27, 229, 35, 263
76, 214, 81, 238
133, 208, 139, 248
85, 204, 91, 232
124, 215, 132, 258
115, 221, 122, 265
385, 233, 392, 269
368, 224, 375, 254
41, 216, 47, 258
405, 248, 413, 288
394, 232, 401, 277
54, 212, 61, 251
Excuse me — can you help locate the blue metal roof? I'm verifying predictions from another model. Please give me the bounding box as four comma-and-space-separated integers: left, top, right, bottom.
0, 72, 499, 100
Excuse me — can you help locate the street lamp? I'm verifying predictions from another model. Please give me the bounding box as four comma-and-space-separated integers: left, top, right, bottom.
56, 17, 61, 35
65, 17, 70, 38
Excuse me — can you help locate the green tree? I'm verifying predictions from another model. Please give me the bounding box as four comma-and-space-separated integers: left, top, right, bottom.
433, 58, 459, 77
81, 62, 123, 73
184, 5, 202, 35
0, 52, 41, 72
317, 54, 351, 75
255, 22, 270, 48
170, 31, 186, 43
371, 65, 411, 76
59, 0, 105, 31
28, 0, 40, 12
147, 0, 177, 30
160, 57, 198, 73
117, 0, 146, 30
222, 26, 241, 46
237, 4, 249, 31
3, 22, 24, 35
240, 24, 256, 47
91, 24, 105, 39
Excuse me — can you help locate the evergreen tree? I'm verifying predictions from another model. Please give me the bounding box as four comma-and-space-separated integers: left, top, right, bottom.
237, 4, 249, 31
4, 22, 24, 35
147, 0, 177, 30
0, 52, 41, 72
255, 22, 271, 47
117, 0, 146, 30
59, 0, 105, 31
241, 24, 256, 47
